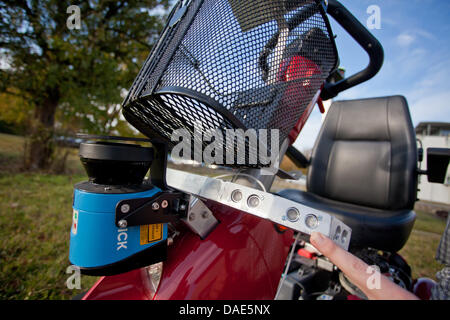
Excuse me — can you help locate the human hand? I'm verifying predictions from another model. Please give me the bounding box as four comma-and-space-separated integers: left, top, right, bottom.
310, 232, 419, 300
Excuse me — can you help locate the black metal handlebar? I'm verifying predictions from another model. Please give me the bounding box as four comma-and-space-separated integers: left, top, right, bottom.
321, 0, 384, 100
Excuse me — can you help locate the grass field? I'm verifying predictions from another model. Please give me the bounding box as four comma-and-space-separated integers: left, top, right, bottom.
0, 172, 98, 299
0, 133, 97, 299
0, 133, 447, 299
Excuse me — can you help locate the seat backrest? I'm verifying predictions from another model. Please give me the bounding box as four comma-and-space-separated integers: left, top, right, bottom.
307, 96, 418, 210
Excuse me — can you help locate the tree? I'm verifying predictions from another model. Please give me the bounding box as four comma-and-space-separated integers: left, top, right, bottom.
0, 89, 33, 134
0, 0, 169, 170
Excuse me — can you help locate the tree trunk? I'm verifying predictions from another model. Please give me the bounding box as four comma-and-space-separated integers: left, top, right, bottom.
24, 97, 58, 171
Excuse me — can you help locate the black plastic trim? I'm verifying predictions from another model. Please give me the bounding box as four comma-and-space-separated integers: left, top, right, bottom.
79, 142, 153, 162
72, 240, 167, 276
75, 181, 155, 195
427, 148, 450, 184
76, 134, 152, 143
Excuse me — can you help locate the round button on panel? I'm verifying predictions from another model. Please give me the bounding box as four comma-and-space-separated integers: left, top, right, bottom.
247, 195, 260, 208
286, 207, 300, 222
305, 214, 319, 229
231, 189, 243, 202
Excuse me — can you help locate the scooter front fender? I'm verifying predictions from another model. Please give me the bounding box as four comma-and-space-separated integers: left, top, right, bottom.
82, 201, 294, 300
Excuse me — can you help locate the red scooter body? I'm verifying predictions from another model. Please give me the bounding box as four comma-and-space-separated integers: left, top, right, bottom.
82, 202, 294, 300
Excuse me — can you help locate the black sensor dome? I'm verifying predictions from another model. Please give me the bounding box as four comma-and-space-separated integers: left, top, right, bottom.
79, 142, 153, 186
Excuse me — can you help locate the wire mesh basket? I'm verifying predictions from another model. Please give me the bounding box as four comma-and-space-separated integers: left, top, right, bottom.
123, 0, 338, 167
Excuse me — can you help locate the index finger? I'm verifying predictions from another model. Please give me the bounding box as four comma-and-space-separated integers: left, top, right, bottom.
310, 232, 418, 300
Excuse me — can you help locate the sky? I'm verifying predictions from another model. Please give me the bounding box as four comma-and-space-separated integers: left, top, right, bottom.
294, 0, 450, 152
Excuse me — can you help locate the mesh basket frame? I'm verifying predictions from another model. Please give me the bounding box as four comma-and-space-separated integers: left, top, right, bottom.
123, 0, 338, 168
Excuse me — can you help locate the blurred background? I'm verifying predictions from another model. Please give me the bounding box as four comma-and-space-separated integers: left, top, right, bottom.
0, 0, 448, 299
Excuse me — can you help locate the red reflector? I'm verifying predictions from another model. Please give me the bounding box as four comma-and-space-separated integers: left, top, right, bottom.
297, 248, 316, 260
317, 97, 325, 114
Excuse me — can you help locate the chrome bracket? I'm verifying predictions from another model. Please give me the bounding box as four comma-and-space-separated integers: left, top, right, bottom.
167, 168, 352, 250
182, 195, 219, 239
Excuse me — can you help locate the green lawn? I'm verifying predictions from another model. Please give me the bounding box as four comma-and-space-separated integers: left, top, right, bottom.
0, 172, 98, 299
0, 133, 25, 172
0, 133, 24, 156
0, 133, 448, 299
400, 210, 447, 280
0, 133, 96, 299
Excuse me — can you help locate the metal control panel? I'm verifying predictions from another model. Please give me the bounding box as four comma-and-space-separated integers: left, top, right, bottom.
166, 169, 352, 250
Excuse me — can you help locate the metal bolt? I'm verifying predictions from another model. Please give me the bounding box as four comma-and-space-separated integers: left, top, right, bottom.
120, 204, 130, 214
161, 200, 169, 209
118, 220, 127, 228
152, 202, 160, 210
179, 204, 187, 211
201, 211, 209, 219
189, 212, 196, 221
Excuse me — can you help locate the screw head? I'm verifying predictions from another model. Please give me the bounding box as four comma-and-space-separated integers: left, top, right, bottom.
120, 204, 130, 214
118, 219, 127, 228
152, 202, 160, 210
189, 212, 196, 221
201, 211, 209, 219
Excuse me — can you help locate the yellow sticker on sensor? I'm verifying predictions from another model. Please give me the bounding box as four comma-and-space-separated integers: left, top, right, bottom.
140, 224, 163, 245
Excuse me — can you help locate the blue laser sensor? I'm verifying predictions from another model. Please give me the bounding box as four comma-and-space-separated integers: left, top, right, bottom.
69, 184, 168, 275
68, 140, 172, 276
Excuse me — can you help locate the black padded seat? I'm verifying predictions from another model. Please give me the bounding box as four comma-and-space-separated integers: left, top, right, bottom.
279, 96, 418, 252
